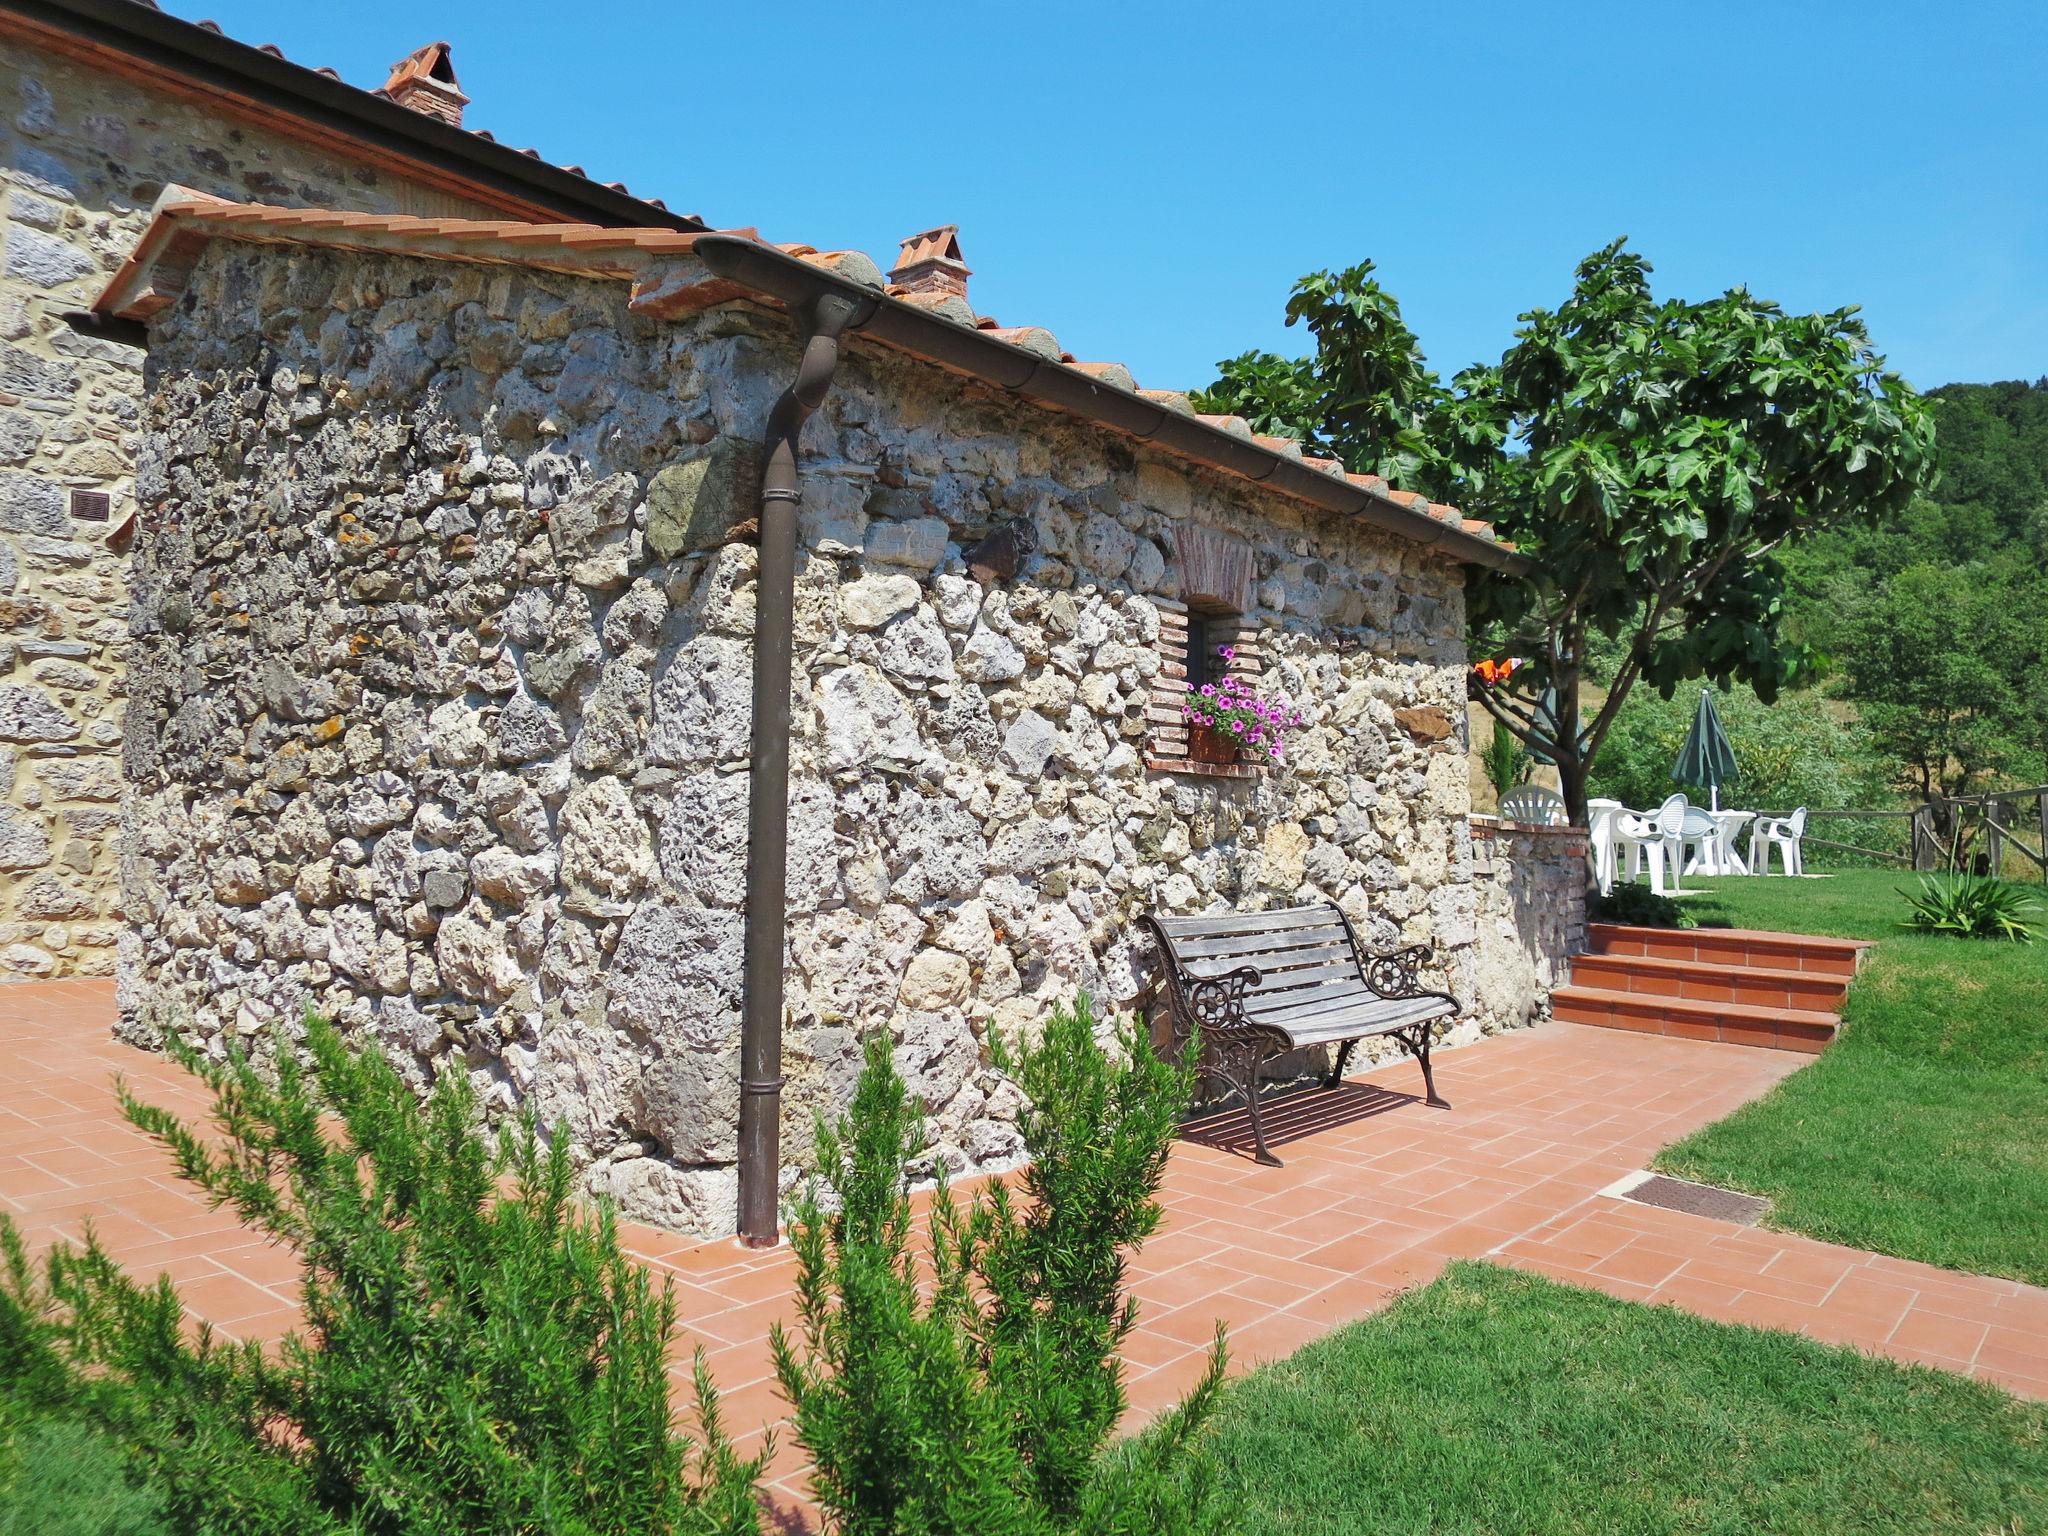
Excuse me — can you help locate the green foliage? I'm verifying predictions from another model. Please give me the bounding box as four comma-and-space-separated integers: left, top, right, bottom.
1835, 565, 2023, 806
0, 1419, 170, 1536
1191, 261, 1446, 488
0, 1019, 763, 1536
772, 997, 1229, 1536
0, 1221, 170, 1536
1202, 240, 1937, 825
1478, 725, 1532, 800
1903, 874, 2043, 942
1663, 872, 2048, 1286
1200, 1260, 2048, 1536
1589, 882, 1694, 930
1783, 379, 2048, 794
1587, 685, 1904, 861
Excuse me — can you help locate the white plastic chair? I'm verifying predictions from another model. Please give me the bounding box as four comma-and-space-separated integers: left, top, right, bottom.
1678, 807, 1719, 875
1586, 800, 1624, 893
1751, 807, 1808, 876
1617, 794, 1690, 895
1498, 785, 1567, 826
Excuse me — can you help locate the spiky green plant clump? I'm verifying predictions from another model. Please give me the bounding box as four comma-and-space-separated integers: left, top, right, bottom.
0, 1019, 764, 1536
773, 994, 1231, 1536
1904, 873, 2042, 941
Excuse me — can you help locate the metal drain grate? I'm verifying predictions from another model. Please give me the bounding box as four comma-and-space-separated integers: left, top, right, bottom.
1622, 1174, 1769, 1226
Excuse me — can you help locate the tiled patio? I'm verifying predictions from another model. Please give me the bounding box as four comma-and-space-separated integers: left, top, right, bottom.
4, 978, 2044, 1515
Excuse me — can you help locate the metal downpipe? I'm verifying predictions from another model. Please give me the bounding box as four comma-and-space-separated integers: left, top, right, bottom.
737, 291, 865, 1247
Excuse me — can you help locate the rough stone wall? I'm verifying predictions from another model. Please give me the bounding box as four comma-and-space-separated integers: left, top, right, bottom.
1469, 817, 1587, 1027
0, 35, 518, 978
126, 237, 1528, 1237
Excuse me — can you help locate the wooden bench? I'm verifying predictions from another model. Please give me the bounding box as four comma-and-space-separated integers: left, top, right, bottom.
1141, 902, 1458, 1166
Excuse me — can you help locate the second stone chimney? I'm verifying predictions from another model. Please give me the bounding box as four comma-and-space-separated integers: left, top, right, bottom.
381, 42, 469, 128
888, 226, 970, 303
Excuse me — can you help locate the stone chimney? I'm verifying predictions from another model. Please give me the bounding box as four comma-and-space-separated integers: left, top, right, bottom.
381, 42, 469, 128
888, 226, 970, 302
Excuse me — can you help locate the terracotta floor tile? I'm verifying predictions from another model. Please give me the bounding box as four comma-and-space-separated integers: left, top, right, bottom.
1286, 1271, 1400, 1327
1825, 1271, 1921, 1327
4, 974, 2041, 1520
1225, 1307, 1333, 1367
1590, 1244, 1689, 1290
1888, 1307, 1989, 1364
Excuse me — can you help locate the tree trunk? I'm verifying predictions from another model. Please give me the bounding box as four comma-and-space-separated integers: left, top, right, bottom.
1557, 752, 1591, 832
1553, 660, 1591, 829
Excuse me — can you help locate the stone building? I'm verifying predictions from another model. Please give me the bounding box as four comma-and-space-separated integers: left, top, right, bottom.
97, 195, 1583, 1240
0, 0, 690, 978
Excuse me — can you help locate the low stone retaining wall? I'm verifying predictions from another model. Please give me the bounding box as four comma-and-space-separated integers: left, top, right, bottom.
1468, 816, 1589, 1032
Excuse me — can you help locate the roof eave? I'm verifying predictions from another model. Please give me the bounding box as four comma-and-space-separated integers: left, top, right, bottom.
691, 235, 1532, 575
0, 0, 700, 232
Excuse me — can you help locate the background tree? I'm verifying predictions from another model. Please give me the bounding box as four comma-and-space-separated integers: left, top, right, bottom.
1203, 241, 1938, 825
1192, 261, 1447, 488
1833, 562, 2024, 800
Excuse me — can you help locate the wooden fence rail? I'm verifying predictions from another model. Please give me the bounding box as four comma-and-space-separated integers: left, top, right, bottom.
1744, 790, 2048, 881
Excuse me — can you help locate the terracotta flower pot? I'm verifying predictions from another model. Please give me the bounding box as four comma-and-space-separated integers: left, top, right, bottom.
1188, 718, 1242, 765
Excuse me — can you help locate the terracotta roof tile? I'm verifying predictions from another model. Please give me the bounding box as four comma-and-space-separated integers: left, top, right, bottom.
980, 325, 1062, 362
95, 197, 1505, 560
154, 16, 668, 215
1070, 361, 1136, 391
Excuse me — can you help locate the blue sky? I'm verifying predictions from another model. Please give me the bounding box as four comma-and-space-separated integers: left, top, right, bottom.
173, 1, 2044, 395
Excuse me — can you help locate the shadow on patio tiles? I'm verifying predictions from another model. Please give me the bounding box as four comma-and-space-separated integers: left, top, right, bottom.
1178, 1079, 1428, 1162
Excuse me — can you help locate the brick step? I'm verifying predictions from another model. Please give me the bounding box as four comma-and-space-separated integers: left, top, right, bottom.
1567, 951, 1850, 1012
1587, 923, 1872, 978
1550, 985, 1839, 1054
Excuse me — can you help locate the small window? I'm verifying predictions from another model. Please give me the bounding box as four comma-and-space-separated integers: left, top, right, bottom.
1146, 601, 1264, 779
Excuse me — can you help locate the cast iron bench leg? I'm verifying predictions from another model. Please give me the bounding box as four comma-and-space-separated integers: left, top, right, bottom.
1324, 1037, 1358, 1090
1240, 1041, 1283, 1168
1400, 1024, 1450, 1109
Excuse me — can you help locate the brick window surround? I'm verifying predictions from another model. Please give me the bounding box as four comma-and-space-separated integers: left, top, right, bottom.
1146, 526, 1266, 780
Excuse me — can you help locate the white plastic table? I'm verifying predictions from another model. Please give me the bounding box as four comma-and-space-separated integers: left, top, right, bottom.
1685, 810, 1754, 876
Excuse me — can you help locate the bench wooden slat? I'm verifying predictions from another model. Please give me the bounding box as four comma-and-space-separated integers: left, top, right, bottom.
1233, 960, 1361, 992
1276, 997, 1455, 1048
1181, 944, 1356, 981
1168, 924, 1351, 962
1151, 904, 1340, 939
1236, 987, 1384, 1024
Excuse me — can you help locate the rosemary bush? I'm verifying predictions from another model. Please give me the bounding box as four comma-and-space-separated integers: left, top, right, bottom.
773, 995, 1230, 1536
0, 1019, 763, 1536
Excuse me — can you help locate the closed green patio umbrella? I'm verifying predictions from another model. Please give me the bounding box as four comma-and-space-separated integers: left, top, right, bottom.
1525, 684, 1592, 767
1673, 689, 1739, 810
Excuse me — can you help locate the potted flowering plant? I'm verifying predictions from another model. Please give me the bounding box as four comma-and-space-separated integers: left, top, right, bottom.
1180, 645, 1305, 765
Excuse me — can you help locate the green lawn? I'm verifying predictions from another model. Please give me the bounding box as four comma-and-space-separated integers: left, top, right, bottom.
1204, 1262, 2048, 1536
1653, 869, 2048, 1286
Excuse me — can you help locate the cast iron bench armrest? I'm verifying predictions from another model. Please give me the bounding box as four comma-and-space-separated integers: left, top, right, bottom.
1361, 944, 1453, 1004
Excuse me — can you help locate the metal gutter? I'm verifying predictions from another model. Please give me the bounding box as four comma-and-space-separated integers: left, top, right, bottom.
692, 235, 1530, 574
735, 292, 873, 1248
1, 0, 701, 232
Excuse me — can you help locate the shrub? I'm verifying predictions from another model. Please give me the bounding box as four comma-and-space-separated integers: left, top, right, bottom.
1591, 882, 1696, 929
1589, 686, 1895, 818
1903, 874, 2043, 942
772, 995, 1229, 1536
0, 1019, 764, 1536
1479, 724, 1532, 802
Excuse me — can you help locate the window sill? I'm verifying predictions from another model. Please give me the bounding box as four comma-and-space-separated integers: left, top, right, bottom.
1144, 756, 1266, 781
